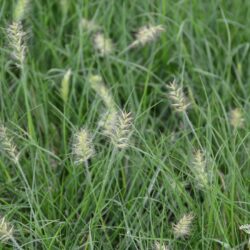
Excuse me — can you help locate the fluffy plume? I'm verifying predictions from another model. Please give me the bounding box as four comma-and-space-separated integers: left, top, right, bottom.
60, 69, 71, 103
7, 22, 26, 68
173, 213, 194, 238
167, 80, 190, 112
0, 217, 14, 241
13, 0, 30, 22
229, 108, 244, 129
72, 128, 95, 164
192, 149, 209, 188
99, 110, 118, 136
239, 224, 250, 234
108, 111, 133, 149
89, 75, 116, 110
80, 18, 99, 32
0, 125, 19, 163
129, 25, 165, 48
93, 32, 114, 56
154, 242, 169, 250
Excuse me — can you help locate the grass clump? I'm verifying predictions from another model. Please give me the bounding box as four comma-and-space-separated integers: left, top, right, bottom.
0, 0, 249, 249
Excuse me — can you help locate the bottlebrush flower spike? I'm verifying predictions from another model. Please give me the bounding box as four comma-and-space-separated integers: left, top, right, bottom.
109, 111, 133, 149
93, 32, 114, 56
7, 22, 26, 69
0, 217, 14, 242
173, 213, 194, 238
229, 108, 244, 129
72, 128, 95, 164
13, 0, 30, 22
192, 149, 209, 188
60, 69, 71, 103
129, 24, 165, 48
167, 80, 190, 112
239, 224, 250, 234
89, 75, 116, 110
0, 125, 19, 163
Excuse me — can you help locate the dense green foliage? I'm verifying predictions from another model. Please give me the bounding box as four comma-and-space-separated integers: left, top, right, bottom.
0, 0, 249, 249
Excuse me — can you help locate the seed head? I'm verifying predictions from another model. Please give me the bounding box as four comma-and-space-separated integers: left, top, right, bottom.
7, 22, 26, 69
192, 149, 209, 188
229, 108, 244, 129
173, 213, 194, 238
0, 217, 14, 241
130, 24, 165, 48
167, 80, 190, 112
154, 242, 169, 250
109, 111, 133, 149
80, 18, 99, 32
89, 75, 116, 110
239, 224, 250, 234
72, 128, 95, 164
0, 125, 19, 163
60, 69, 71, 103
13, 0, 30, 22
99, 110, 118, 136
93, 32, 114, 56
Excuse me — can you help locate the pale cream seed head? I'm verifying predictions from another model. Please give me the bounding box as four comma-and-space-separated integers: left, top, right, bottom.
7, 22, 26, 68
0, 125, 19, 163
60, 69, 71, 103
229, 108, 244, 129
167, 80, 190, 112
72, 128, 95, 164
109, 111, 133, 149
13, 0, 30, 22
154, 241, 169, 250
80, 18, 99, 32
0, 217, 14, 241
130, 24, 165, 48
239, 224, 250, 234
89, 75, 116, 110
93, 32, 114, 56
193, 149, 209, 188
173, 213, 194, 238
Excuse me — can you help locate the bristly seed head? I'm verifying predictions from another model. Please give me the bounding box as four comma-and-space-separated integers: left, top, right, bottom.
80, 18, 99, 32
72, 128, 95, 164
173, 213, 194, 238
60, 69, 71, 103
93, 32, 114, 57
108, 111, 133, 149
0, 217, 14, 241
130, 24, 165, 48
229, 108, 244, 129
239, 224, 250, 234
192, 149, 209, 188
89, 75, 116, 110
154, 241, 169, 250
167, 80, 190, 112
7, 22, 26, 69
0, 125, 19, 164
13, 0, 30, 22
